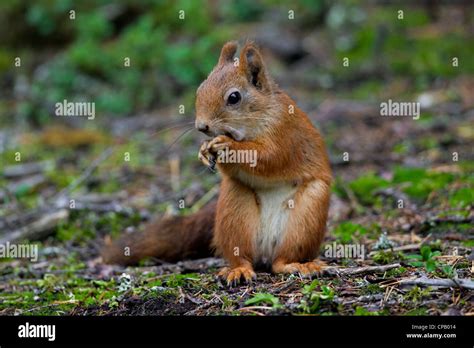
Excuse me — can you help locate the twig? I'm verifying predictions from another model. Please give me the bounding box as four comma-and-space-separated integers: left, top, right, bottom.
169, 155, 181, 193
238, 306, 271, 315
55, 200, 133, 215
7, 174, 46, 193
324, 263, 401, 277
338, 294, 384, 305
190, 185, 218, 213
2, 160, 53, 178
0, 209, 69, 243
238, 306, 275, 311
428, 215, 473, 224
69, 192, 127, 203
368, 234, 432, 257
21, 299, 78, 314
341, 183, 364, 213
397, 277, 474, 290
52, 146, 115, 205
183, 295, 221, 316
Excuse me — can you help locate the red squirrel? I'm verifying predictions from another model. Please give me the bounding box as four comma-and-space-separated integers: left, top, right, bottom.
102, 41, 332, 285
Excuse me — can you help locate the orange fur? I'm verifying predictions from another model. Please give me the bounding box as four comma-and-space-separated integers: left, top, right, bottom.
103, 41, 332, 286
196, 41, 332, 284
101, 202, 216, 266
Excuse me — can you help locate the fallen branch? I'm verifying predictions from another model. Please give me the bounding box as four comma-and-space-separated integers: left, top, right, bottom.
52, 147, 115, 206
428, 215, 473, 224
402, 214, 474, 234
0, 209, 69, 244
2, 160, 53, 178
21, 299, 78, 314
184, 296, 222, 316
0, 209, 43, 231
368, 234, 432, 257
55, 200, 133, 215
397, 277, 474, 290
324, 263, 401, 277
7, 174, 47, 194
70, 192, 128, 203
337, 294, 384, 305
368, 243, 420, 257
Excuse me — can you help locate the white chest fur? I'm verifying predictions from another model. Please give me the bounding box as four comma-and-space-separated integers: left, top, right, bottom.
254, 184, 296, 265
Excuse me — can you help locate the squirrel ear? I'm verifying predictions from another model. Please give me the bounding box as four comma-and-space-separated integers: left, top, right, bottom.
239, 42, 270, 92
218, 41, 238, 65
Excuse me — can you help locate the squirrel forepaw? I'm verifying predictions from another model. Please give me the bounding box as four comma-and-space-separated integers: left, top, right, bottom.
198, 140, 214, 168
198, 135, 233, 169
207, 135, 232, 154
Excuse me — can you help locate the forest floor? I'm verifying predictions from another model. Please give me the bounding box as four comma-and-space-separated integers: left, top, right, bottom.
0, 78, 473, 316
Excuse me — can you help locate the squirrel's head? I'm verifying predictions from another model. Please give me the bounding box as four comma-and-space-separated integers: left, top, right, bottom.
195, 41, 277, 141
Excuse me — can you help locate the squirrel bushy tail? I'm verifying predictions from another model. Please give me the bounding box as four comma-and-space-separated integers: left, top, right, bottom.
101, 201, 216, 266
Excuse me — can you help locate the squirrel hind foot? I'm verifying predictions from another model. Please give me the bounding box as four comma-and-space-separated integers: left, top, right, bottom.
272, 260, 326, 277
218, 266, 256, 287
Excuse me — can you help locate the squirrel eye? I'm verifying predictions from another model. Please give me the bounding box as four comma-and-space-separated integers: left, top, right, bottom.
227, 91, 241, 105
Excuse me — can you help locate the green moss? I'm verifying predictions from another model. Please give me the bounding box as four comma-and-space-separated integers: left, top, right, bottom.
449, 188, 472, 208
354, 306, 379, 316
393, 166, 455, 202
145, 279, 164, 288
384, 267, 407, 277
462, 240, 474, 247
332, 222, 368, 244
163, 273, 200, 288
57, 210, 142, 242
332, 177, 348, 199
349, 172, 389, 205
361, 284, 383, 295
393, 142, 410, 155
417, 137, 438, 151
425, 222, 472, 235
437, 209, 470, 219
404, 307, 428, 316
350, 80, 383, 101
372, 250, 405, 265
405, 286, 431, 303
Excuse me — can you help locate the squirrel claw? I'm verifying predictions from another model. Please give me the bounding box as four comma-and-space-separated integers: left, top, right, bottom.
208, 157, 216, 172
198, 152, 209, 167
199, 136, 232, 169
207, 135, 232, 153
198, 141, 212, 167
218, 266, 256, 286
272, 260, 327, 277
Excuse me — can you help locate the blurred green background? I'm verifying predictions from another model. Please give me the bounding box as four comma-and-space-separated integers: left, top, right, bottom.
0, 1, 473, 317
0, 0, 473, 125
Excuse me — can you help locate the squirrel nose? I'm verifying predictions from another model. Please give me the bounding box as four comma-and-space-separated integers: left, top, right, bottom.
196, 121, 209, 133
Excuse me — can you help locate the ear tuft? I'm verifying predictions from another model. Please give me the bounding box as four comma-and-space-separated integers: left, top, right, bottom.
239, 42, 270, 91
218, 41, 238, 65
